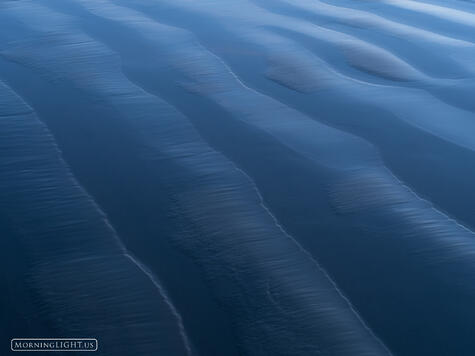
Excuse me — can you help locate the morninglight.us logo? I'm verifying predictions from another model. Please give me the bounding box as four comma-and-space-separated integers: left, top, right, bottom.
11, 338, 98, 352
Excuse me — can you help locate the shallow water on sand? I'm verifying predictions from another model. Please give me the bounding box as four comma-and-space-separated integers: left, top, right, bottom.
1, 0, 475, 355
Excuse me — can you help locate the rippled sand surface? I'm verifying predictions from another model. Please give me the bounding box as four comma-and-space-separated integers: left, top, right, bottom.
1, 0, 475, 355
